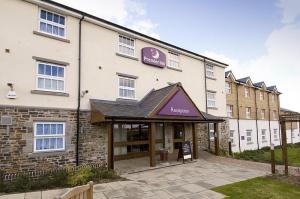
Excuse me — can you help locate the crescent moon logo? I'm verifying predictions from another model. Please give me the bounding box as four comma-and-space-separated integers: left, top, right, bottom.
152, 49, 160, 59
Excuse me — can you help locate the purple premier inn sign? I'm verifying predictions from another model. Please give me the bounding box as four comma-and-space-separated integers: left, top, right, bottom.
157, 90, 201, 117
142, 47, 166, 68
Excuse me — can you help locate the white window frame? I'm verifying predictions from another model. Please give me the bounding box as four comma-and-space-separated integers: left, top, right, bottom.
118, 76, 136, 100
227, 105, 233, 118
261, 109, 265, 120
38, 8, 67, 39
246, 107, 251, 119
244, 87, 250, 98
261, 129, 267, 141
118, 35, 135, 57
36, 61, 66, 93
209, 123, 215, 140
246, 130, 252, 143
229, 130, 235, 144
207, 91, 216, 108
34, 122, 65, 152
274, 129, 278, 140
259, 91, 264, 100
206, 64, 214, 78
225, 82, 231, 94
168, 52, 180, 70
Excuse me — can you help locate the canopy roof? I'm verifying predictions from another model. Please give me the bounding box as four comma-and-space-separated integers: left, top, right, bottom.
90, 83, 224, 123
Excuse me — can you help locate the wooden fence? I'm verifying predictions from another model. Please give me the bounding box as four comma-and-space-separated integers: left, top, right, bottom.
54, 181, 93, 199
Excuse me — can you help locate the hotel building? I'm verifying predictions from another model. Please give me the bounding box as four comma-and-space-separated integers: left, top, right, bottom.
0, 0, 228, 173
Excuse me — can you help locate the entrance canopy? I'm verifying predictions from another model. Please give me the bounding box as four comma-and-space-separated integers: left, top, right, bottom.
90, 83, 224, 123
280, 108, 300, 122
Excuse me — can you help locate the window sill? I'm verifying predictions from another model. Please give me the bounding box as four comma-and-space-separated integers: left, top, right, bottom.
208, 107, 218, 110
247, 142, 253, 145
116, 52, 139, 61
29, 150, 67, 157
166, 66, 182, 72
206, 76, 216, 80
31, 90, 69, 97
33, 31, 70, 43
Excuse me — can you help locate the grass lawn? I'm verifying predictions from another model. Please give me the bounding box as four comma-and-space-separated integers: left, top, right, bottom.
234, 143, 300, 167
212, 175, 300, 199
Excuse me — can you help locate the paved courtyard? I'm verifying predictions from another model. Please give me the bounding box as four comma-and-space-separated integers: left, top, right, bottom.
0, 155, 269, 199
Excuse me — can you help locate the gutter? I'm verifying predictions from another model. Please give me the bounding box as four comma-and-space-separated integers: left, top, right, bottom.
76, 15, 85, 166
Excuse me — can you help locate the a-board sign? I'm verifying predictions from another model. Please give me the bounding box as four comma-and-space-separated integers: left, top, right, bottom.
182, 141, 192, 160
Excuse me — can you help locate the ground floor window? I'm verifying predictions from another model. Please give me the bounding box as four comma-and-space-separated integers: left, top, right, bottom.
246, 130, 252, 143
34, 122, 65, 152
229, 130, 234, 144
274, 129, 278, 141
261, 129, 267, 142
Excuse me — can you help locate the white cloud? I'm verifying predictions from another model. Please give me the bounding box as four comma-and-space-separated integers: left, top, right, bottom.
277, 0, 300, 24
53, 0, 159, 37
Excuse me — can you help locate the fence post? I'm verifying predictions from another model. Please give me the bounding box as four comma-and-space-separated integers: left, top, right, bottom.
88, 181, 94, 199
270, 143, 275, 174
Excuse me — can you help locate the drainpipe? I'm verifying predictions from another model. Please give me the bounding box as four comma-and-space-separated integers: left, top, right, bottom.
203, 59, 210, 151
255, 89, 259, 150
76, 15, 85, 166
277, 94, 282, 146
291, 122, 293, 144
236, 83, 241, 152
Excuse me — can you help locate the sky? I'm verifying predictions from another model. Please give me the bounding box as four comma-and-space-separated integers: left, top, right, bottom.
53, 0, 300, 112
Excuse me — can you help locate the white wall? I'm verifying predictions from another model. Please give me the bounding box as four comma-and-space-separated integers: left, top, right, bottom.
257, 120, 271, 148
228, 118, 240, 152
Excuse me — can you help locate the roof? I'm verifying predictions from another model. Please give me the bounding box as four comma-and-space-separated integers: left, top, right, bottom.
90, 83, 224, 123
39, 0, 228, 66
253, 82, 266, 88
267, 86, 277, 92
280, 108, 299, 114
236, 76, 251, 84
225, 71, 232, 77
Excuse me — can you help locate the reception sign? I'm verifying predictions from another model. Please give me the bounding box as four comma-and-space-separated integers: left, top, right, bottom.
142, 47, 166, 68
157, 90, 201, 117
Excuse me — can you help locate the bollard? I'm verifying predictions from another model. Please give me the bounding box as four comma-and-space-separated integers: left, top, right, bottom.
271, 143, 275, 174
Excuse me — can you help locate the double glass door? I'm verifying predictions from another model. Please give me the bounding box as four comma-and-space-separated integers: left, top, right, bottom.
173, 123, 185, 149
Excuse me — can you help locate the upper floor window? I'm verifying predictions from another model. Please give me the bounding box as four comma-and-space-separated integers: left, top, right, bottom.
34, 122, 65, 152
259, 91, 264, 100
119, 76, 135, 99
246, 130, 252, 143
244, 87, 250, 98
206, 64, 214, 78
273, 110, 277, 120
168, 52, 180, 70
37, 62, 65, 92
272, 94, 276, 103
261, 109, 265, 120
118, 35, 135, 57
39, 9, 66, 38
207, 91, 216, 108
227, 105, 233, 118
246, 107, 251, 119
225, 82, 231, 94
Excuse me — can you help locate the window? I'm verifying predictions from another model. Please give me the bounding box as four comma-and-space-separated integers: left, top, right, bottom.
227, 105, 233, 118
261, 109, 265, 120
260, 91, 264, 100
118, 76, 135, 99
36, 62, 65, 92
34, 122, 65, 152
244, 87, 250, 98
246, 130, 252, 143
209, 123, 215, 140
272, 94, 275, 102
39, 9, 66, 38
246, 107, 251, 119
273, 110, 277, 120
118, 35, 135, 57
206, 64, 214, 78
261, 129, 267, 142
168, 52, 180, 70
207, 91, 216, 108
229, 130, 234, 144
225, 82, 231, 94
274, 129, 278, 140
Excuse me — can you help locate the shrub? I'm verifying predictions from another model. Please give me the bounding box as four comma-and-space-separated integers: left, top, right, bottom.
12, 174, 32, 192
67, 168, 94, 186
91, 167, 118, 180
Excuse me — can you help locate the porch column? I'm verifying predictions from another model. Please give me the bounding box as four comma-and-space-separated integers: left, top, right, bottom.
214, 123, 220, 156
150, 122, 156, 167
280, 121, 288, 175
107, 122, 114, 170
192, 123, 199, 159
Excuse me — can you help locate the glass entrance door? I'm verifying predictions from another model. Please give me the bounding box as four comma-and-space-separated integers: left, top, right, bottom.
173, 123, 184, 149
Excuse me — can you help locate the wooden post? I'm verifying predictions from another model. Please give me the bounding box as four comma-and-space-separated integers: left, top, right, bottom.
280, 121, 288, 175
107, 122, 114, 170
88, 181, 94, 199
271, 144, 275, 174
228, 140, 232, 156
214, 123, 219, 156
150, 122, 156, 167
192, 123, 199, 159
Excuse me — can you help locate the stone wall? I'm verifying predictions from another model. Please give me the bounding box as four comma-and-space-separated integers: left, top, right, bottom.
0, 106, 107, 173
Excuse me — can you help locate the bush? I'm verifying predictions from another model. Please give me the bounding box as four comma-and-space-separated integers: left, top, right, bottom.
67, 168, 94, 187
91, 167, 118, 180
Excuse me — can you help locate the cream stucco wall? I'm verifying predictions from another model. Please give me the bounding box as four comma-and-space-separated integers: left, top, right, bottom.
0, 0, 227, 117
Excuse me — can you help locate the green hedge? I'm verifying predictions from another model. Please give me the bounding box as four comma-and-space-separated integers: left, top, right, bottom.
0, 167, 121, 193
